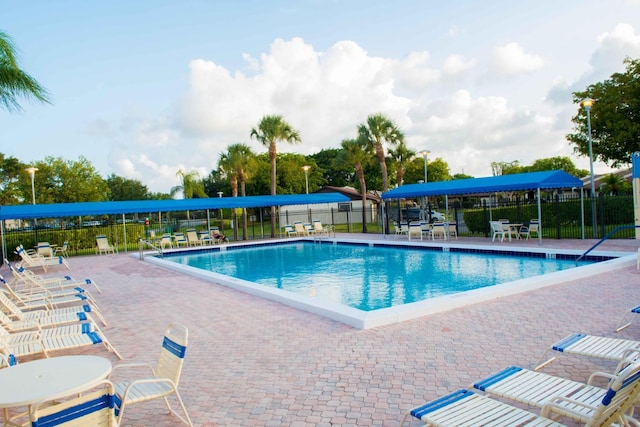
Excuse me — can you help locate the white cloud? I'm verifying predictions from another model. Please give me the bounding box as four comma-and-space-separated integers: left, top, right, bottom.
493, 42, 545, 75
442, 54, 476, 76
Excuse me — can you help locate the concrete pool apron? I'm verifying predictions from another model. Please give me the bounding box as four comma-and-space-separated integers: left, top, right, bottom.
137, 237, 636, 329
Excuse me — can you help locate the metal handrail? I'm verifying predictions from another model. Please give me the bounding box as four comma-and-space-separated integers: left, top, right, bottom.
575, 225, 639, 265
138, 238, 162, 260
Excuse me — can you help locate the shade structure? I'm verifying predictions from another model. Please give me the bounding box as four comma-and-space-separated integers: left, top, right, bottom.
0, 193, 350, 220
382, 170, 583, 200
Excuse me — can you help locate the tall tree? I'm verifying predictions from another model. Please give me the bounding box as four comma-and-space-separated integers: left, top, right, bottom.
0, 153, 25, 204
337, 138, 369, 232
599, 173, 631, 195
357, 113, 404, 192
522, 156, 588, 177
105, 174, 150, 201
566, 57, 640, 167
0, 31, 50, 112
218, 143, 255, 240
388, 141, 415, 188
309, 148, 351, 187
170, 169, 207, 199
250, 114, 301, 237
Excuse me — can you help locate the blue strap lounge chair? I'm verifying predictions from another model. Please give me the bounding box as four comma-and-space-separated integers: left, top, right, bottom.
615, 304, 640, 332
401, 358, 640, 427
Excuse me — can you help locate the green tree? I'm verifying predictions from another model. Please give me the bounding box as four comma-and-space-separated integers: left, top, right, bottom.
250, 115, 301, 237
309, 148, 351, 187
521, 156, 588, 177
388, 141, 416, 187
105, 174, 150, 201
358, 113, 404, 192
218, 143, 255, 240
0, 31, 50, 112
337, 138, 369, 232
599, 173, 631, 195
566, 57, 640, 167
452, 173, 474, 180
491, 160, 522, 176
0, 153, 26, 204
170, 169, 207, 199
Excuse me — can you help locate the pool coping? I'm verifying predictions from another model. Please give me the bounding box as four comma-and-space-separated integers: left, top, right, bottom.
136, 238, 636, 329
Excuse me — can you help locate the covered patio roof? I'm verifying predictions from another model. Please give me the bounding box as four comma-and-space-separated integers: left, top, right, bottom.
381, 170, 583, 199
0, 193, 350, 220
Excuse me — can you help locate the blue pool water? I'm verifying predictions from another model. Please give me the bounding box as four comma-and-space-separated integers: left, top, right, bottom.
166, 242, 593, 311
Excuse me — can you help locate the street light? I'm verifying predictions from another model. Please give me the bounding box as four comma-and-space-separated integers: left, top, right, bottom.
25, 167, 38, 205
420, 150, 430, 183
302, 165, 310, 194
580, 98, 597, 237
217, 191, 223, 232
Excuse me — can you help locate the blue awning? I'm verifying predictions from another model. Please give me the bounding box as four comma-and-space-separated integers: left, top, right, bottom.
0, 193, 350, 220
382, 170, 583, 199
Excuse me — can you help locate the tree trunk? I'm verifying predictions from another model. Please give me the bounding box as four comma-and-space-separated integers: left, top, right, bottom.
269, 142, 277, 237
357, 164, 368, 233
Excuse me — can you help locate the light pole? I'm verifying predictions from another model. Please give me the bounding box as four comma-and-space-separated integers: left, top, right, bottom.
25, 167, 38, 205
421, 150, 430, 183
302, 165, 310, 194
580, 98, 597, 237
217, 191, 223, 232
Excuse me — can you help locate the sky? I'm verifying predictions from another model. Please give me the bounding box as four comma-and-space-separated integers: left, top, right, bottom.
2, 0, 640, 194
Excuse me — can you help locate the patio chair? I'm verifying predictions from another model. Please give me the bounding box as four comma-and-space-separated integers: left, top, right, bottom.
447, 221, 458, 239
110, 323, 193, 426
431, 221, 447, 240
30, 380, 118, 426
283, 225, 296, 237
408, 222, 422, 241
15, 245, 70, 272
401, 357, 640, 427
520, 219, 540, 240
53, 241, 69, 258
198, 230, 214, 245
303, 223, 316, 235
7, 260, 102, 294
489, 221, 507, 242
419, 221, 432, 239
312, 220, 334, 237
96, 236, 117, 255
159, 234, 173, 249
36, 242, 54, 258
534, 333, 640, 370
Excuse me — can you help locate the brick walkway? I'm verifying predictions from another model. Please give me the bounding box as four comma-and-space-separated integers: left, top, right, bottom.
2, 235, 639, 426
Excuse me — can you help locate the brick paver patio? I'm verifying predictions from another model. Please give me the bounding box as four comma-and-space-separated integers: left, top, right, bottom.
2, 235, 639, 426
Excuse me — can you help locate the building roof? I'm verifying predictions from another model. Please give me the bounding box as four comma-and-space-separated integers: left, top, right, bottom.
314, 186, 381, 202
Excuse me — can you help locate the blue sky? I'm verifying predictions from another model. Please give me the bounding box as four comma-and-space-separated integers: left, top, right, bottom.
2, 0, 640, 193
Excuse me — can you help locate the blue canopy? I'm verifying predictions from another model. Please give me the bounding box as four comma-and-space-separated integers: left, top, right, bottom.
382, 170, 583, 199
0, 193, 350, 220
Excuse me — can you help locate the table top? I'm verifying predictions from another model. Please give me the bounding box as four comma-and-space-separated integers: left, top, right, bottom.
0, 355, 112, 407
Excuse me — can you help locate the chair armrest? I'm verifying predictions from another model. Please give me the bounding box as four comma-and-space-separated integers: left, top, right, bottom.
109, 362, 156, 379
541, 395, 596, 419
587, 371, 615, 385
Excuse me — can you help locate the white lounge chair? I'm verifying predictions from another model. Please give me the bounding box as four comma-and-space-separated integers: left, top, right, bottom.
401, 358, 640, 427
283, 225, 296, 237
431, 221, 447, 240
534, 333, 640, 370
6, 260, 102, 294
110, 323, 193, 426
173, 233, 189, 247
15, 245, 70, 272
312, 220, 334, 237
616, 304, 640, 332
408, 222, 422, 241
31, 380, 118, 426
159, 234, 173, 249
293, 222, 307, 236
185, 229, 202, 246
96, 235, 117, 255
198, 230, 215, 245
490, 220, 507, 242
36, 242, 54, 258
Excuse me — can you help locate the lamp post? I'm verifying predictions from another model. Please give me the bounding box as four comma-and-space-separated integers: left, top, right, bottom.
580, 98, 597, 238
302, 165, 310, 194
421, 150, 430, 183
25, 167, 38, 205
217, 191, 223, 232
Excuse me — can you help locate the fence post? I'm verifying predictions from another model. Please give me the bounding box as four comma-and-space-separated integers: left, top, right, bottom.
555, 194, 561, 239
482, 199, 488, 237
599, 193, 605, 238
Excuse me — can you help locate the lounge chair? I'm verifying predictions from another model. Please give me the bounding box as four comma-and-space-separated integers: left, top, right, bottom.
419, 221, 432, 238
0, 287, 107, 327
293, 222, 308, 236
490, 220, 507, 242
172, 233, 188, 247
304, 223, 316, 235
198, 230, 214, 245
392, 222, 404, 238
283, 225, 296, 237
110, 323, 193, 426
30, 380, 118, 426
7, 261, 102, 295
36, 242, 54, 258
159, 234, 173, 249
447, 221, 458, 239
312, 220, 334, 237
616, 304, 640, 332
15, 245, 70, 272
534, 333, 640, 370
401, 357, 640, 427
0, 308, 93, 333
96, 235, 117, 255
408, 222, 422, 241
0, 320, 122, 361
186, 229, 202, 246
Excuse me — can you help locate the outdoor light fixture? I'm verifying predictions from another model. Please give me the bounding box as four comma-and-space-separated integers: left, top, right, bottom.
580, 97, 596, 237
25, 167, 38, 205
302, 165, 310, 194
420, 150, 430, 183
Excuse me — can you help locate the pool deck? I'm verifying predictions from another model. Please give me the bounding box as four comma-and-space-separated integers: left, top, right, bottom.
3, 234, 640, 426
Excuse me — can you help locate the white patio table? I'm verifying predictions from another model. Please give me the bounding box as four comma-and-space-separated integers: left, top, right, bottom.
0, 355, 112, 426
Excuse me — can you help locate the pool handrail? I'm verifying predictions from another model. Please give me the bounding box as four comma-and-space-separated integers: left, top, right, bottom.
575, 225, 640, 265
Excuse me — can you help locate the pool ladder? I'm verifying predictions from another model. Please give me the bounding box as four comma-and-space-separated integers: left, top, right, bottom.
138, 238, 163, 260
575, 225, 640, 265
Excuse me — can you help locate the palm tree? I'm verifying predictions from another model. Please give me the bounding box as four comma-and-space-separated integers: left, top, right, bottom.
170, 169, 207, 220
388, 141, 415, 187
337, 138, 369, 233
219, 143, 254, 240
250, 115, 301, 237
357, 113, 404, 192
1, 31, 50, 112
599, 173, 630, 196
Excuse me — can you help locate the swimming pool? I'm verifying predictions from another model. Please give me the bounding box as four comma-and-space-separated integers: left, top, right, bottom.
143, 238, 634, 329
166, 242, 594, 311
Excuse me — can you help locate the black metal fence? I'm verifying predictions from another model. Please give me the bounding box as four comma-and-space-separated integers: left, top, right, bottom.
1, 193, 635, 261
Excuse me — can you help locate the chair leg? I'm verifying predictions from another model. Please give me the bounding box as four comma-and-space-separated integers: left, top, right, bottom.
163, 391, 194, 426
